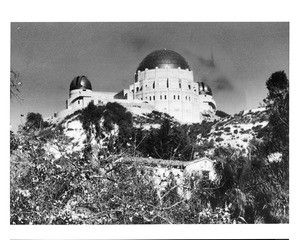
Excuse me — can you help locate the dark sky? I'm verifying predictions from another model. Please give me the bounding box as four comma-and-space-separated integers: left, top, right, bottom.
10, 22, 289, 129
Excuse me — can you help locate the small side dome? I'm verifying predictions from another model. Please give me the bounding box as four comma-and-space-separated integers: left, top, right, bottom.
198, 82, 213, 95
70, 75, 92, 91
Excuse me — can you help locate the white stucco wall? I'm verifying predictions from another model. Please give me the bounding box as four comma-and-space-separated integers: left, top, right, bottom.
184, 157, 217, 181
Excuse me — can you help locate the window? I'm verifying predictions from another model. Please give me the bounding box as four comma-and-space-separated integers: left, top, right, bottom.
179, 79, 182, 88
174, 95, 176, 100
167, 78, 169, 88
160, 95, 162, 100
141, 97, 143, 100
149, 96, 152, 101
153, 96, 155, 100
153, 81, 155, 89
178, 95, 180, 100
188, 85, 191, 90
165, 95, 167, 100
136, 87, 139, 92
78, 100, 80, 104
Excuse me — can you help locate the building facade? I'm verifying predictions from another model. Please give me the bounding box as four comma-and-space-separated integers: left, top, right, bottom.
58, 49, 216, 123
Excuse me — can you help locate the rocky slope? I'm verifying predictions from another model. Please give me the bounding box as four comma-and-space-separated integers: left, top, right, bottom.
197, 107, 269, 156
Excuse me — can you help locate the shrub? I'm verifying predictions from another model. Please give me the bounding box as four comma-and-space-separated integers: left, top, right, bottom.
215, 137, 224, 142
216, 110, 231, 118
224, 127, 231, 132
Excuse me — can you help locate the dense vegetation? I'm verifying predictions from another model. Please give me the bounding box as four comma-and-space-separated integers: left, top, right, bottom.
10, 71, 289, 224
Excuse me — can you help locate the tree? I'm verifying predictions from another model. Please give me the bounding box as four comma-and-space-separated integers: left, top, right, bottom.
10, 69, 22, 102
263, 71, 289, 163
25, 112, 45, 131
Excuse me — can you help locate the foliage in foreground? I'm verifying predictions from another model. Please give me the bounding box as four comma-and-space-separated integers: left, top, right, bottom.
10, 127, 234, 224
10, 71, 289, 224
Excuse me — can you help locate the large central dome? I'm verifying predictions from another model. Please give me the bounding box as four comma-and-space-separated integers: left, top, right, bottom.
136, 49, 191, 73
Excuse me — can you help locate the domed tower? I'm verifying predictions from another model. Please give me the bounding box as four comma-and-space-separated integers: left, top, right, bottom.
67, 75, 93, 110
129, 49, 216, 123
197, 81, 216, 111
134, 49, 190, 82
70, 75, 92, 92
198, 82, 212, 96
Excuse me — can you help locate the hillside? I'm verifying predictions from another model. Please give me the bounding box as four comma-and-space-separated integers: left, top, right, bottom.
197, 107, 269, 156
43, 103, 271, 162
10, 101, 288, 224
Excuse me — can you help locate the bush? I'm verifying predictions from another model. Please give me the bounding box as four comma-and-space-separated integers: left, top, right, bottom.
136, 119, 194, 161
216, 110, 231, 118
224, 127, 231, 132
215, 137, 224, 142
25, 112, 48, 131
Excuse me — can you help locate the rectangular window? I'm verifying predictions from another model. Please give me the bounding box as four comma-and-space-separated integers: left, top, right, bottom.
153, 96, 155, 100
188, 85, 191, 90
149, 96, 152, 101
178, 95, 180, 100
165, 95, 167, 100
174, 95, 176, 100
160, 95, 162, 100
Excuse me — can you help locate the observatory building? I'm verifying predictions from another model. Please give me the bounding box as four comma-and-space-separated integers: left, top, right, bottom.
58, 49, 216, 123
